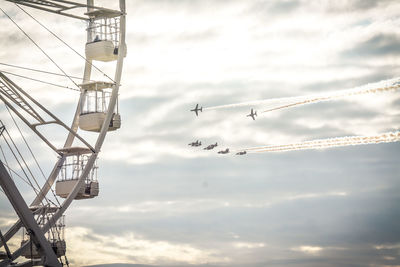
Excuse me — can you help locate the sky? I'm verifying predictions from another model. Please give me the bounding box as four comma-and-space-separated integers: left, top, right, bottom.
1, 0, 400, 266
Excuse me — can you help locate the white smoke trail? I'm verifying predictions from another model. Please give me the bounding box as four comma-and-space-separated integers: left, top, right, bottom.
241, 131, 400, 153
260, 83, 400, 114
203, 77, 400, 111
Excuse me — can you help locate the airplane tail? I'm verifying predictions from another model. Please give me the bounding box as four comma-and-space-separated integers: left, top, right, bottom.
255, 111, 258, 116
200, 107, 203, 112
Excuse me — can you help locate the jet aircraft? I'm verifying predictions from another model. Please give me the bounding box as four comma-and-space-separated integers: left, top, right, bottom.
188, 140, 202, 147
236, 151, 247, 155
191, 104, 203, 116
204, 143, 218, 150
218, 148, 230, 154
247, 108, 257, 120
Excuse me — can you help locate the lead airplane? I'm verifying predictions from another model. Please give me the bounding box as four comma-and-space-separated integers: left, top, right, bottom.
247, 108, 257, 120
191, 104, 203, 116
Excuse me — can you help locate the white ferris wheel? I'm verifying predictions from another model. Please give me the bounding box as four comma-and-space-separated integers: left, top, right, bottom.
0, 0, 127, 266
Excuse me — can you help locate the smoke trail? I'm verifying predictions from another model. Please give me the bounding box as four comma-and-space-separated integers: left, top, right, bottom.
260, 83, 400, 114
203, 77, 400, 111
242, 131, 400, 153
203, 96, 298, 111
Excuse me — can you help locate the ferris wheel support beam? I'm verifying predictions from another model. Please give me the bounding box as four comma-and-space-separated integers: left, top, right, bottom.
0, 161, 61, 267
95, 0, 126, 152
0, 156, 65, 250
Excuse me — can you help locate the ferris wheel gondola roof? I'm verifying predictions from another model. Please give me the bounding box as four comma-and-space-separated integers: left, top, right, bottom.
79, 81, 115, 91
56, 147, 93, 156
85, 9, 123, 19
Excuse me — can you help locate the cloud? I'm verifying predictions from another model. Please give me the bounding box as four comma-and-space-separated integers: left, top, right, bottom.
292, 246, 323, 255
233, 242, 265, 249
324, 0, 399, 12
66, 227, 229, 266
342, 34, 400, 58
249, 0, 301, 16
0, 215, 16, 229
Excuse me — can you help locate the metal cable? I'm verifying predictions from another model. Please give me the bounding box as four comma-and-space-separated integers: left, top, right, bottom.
0, 146, 42, 196
0, 62, 84, 81
0, 70, 80, 92
0, 7, 82, 91
0, 134, 15, 181
6, 105, 62, 207
3, 126, 45, 195
1, 127, 46, 206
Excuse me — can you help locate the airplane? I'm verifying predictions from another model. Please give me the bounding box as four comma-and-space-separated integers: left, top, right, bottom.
218, 148, 230, 154
190, 104, 203, 116
188, 140, 202, 147
247, 108, 257, 120
236, 151, 247, 155
203, 142, 218, 150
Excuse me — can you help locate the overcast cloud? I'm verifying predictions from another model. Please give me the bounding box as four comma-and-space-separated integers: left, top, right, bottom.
1, 0, 400, 266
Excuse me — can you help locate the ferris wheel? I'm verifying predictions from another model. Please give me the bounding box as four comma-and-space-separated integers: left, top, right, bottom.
0, 0, 126, 266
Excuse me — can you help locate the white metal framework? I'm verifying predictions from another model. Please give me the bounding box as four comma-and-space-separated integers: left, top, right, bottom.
0, 0, 127, 266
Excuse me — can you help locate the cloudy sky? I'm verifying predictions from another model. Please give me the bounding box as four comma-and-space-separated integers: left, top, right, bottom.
1, 0, 400, 266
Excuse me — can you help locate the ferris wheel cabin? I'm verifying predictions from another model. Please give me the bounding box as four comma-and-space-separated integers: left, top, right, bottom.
21, 213, 66, 259
85, 9, 127, 62
55, 147, 99, 200
79, 81, 121, 132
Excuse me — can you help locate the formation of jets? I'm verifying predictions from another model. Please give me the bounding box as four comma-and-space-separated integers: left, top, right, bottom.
189, 104, 254, 156
189, 140, 246, 156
